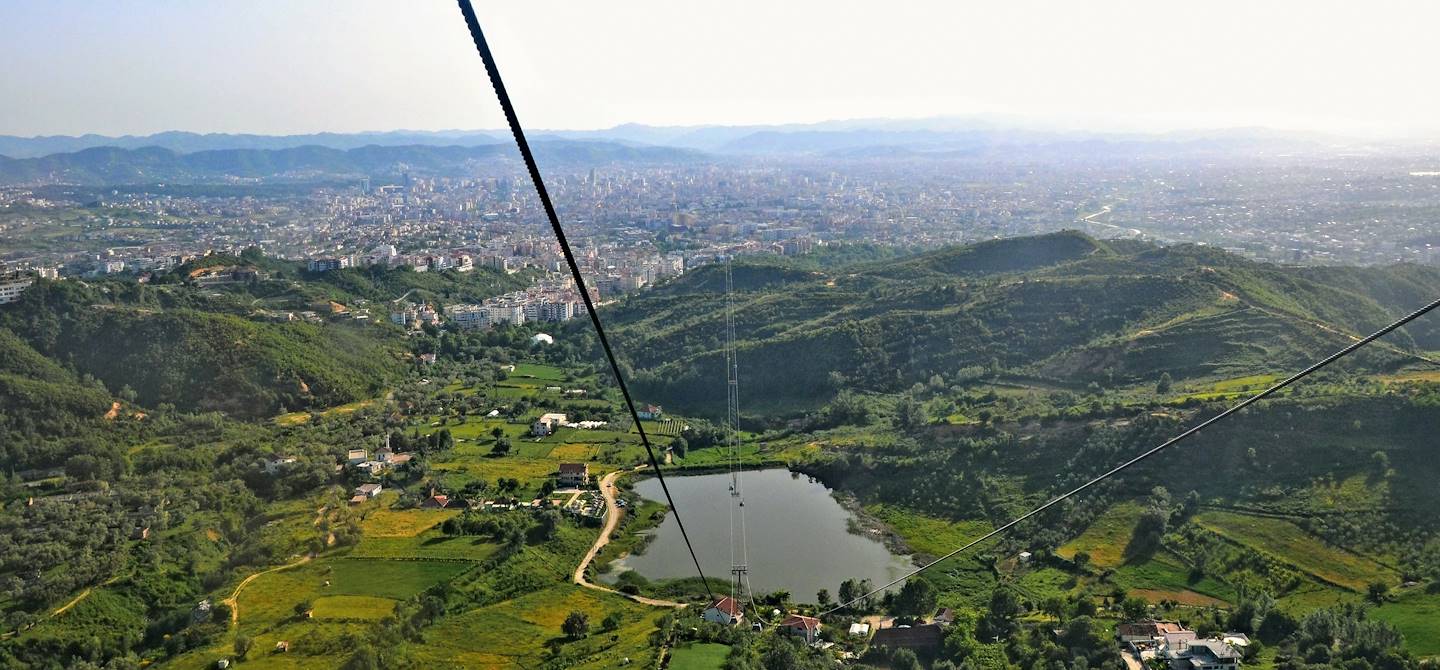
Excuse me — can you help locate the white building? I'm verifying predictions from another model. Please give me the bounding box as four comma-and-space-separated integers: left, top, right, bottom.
0, 272, 35, 305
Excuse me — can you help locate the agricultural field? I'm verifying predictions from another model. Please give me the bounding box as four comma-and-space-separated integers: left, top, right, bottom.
310, 595, 397, 621
669, 642, 730, 670
1193, 510, 1398, 592
413, 585, 665, 669
1057, 501, 1144, 569
1374, 590, 1440, 658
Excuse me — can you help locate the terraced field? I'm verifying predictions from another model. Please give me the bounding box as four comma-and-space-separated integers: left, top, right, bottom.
1193, 510, 1398, 591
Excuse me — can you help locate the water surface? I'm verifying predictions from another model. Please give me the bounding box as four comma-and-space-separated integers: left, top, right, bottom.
607, 468, 911, 600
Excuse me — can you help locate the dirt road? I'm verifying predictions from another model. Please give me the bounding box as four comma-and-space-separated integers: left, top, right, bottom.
573, 467, 685, 609
222, 555, 312, 625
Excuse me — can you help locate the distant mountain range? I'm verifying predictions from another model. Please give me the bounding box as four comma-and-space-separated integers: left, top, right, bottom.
0, 130, 503, 159
0, 118, 1383, 185
0, 141, 703, 186
2, 117, 1351, 160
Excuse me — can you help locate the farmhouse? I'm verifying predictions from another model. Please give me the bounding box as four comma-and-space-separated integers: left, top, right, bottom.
531, 412, 569, 437
354, 483, 382, 499
637, 404, 663, 420
346, 449, 368, 464
420, 488, 451, 509
701, 596, 744, 626
558, 463, 590, 487
871, 624, 944, 654
778, 614, 822, 644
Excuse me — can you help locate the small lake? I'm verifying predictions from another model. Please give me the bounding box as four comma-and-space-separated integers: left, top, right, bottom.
605, 468, 912, 600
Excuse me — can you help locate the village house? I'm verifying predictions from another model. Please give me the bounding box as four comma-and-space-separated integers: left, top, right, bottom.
557, 462, 590, 488
636, 404, 663, 420
778, 614, 823, 644
354, 483, 382, 499
346, 449, 368, 464
420, 488, 450, 509
531, 412, 568, 437
263, 456, 297, 474
701, 596, 744, 626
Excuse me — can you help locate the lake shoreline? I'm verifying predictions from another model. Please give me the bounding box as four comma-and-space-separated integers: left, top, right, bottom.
612, 466, 915, 598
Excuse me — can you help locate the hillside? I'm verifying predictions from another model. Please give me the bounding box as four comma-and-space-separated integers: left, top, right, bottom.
0, 278, 405, 418
607, 232, 1436, 415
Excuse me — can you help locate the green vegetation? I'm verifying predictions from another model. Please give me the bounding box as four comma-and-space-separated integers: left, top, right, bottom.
6, 235, 1440, 668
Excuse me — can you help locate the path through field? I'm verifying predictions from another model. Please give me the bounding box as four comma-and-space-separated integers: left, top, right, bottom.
223, 555, 312, 625
573, 467, 685, 609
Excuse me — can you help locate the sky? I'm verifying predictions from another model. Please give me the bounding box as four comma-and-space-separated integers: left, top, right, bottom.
4, 0, 1440, 139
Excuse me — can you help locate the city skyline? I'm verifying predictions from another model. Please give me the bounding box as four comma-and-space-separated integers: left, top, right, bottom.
6, 0, 1440, 139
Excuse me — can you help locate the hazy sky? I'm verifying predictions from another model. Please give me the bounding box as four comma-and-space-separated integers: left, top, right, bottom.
4, 0, 1440, 138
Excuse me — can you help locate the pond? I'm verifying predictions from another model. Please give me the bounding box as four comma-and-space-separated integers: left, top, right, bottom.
605, 468, 912, 601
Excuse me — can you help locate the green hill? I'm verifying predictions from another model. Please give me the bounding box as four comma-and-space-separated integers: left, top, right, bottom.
0, 279, 404, 418
607, 232, 1437, 415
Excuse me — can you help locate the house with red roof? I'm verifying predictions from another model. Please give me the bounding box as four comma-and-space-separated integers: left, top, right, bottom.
779, 614, 822, 644
702, 596, 744, 626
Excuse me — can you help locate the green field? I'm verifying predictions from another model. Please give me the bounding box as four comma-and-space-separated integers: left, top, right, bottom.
325, 559, 472, 599
1111, 551, 1237, 606
866, 504, 991, 558
1058, 501, 1143, 568
1374, 591, 1440, 658
350, 531, 502, 561
358, 503, 460, 537
311, 594, 397, 620
669, 642, 730, 670
414, 585, 664, 669
1194, 511, 1398, 591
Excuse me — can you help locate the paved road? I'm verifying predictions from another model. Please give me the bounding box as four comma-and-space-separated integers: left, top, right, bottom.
572, 467, 685, 609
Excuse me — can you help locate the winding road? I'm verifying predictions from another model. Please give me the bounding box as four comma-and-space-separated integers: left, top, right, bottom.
572, 467, 685, 609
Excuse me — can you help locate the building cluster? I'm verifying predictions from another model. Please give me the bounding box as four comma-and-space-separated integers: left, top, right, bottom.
1118, 620, 1247, 670
448, 277, 597, 331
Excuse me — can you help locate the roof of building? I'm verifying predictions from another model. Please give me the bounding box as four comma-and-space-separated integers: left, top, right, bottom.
706, 596, 743, 616
558, 462, 588, 475
871, 624, 944, 649
1118, 620, 1190, 637
1183, 640, 1242, 661
780, 614, 821, 632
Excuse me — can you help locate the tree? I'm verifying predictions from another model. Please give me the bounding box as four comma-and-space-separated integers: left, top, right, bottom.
671, 436, 688, 459
234, 634, 254, 659
1072, 550, 1092, 572
892, 395, 928, 432
1121, 596, 1149, 620
893, 577, 938, 617
816, 588, 831, 609
891, 648, 922, 670
1367, 581, 1390, 604
602, 611, 623, 632
491, 438, 512, 455
1156, 372, 1173, 394
562, 611, 590, 639
490, 426, 504, 441
293, 599, 313, 617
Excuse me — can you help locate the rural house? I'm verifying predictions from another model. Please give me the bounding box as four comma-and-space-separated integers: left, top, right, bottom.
557, 463, 590, 487
701, 596, 744, 626
637, 404, 663, 420
420, 488, 450, 509
531, 412, 569, 437
778, 614, 822, 644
